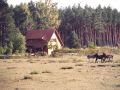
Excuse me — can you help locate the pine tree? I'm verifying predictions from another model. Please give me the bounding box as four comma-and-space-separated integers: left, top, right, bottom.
6, 7, 26, 53
67, 31, 80, 48
59, 4, 120, 47
94, 5, 105, 32
13, 33, 26, 53
0, 0, 8, 47
0, 0, 26, 54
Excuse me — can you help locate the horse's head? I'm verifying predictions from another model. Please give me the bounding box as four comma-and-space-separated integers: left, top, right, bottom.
103, 52, 107, 56
87, 54, 96, 59
109, 55, 113, 59
87, 55, 90, 59
94, 53, 98, 56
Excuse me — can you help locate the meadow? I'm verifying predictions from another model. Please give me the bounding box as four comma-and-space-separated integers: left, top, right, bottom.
0, 47, 120, 90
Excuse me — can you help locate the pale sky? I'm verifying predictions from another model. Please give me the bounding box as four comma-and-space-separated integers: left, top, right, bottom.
7, 0, 120, 11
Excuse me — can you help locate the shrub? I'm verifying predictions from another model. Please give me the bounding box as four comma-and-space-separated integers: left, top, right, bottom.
5, 47, 12, 55
54, 48, 79, 53
60, 66, 73, 70
0, 46, 4, 54
97, 65, 107, 67
23, 75, 32, 80
51, 51, 63, 57
88, 42, 96, 49
30, 71, 39, 75
13, 34, 26, 54
42, 70, 51, 73
36, 52, 47, 56
66, 31, 80, 48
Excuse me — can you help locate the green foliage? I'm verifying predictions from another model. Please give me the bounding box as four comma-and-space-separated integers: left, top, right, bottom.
67, 31, 80, 48
54, 48, 79, 53
48, 42, 52, 49
1, 1, 120, 54
94, 5, 105, 32
48, 40, 58, 50
88, 42, 96, 49
0, 0, 59, 54
13, 3, 34, 35
59, 4, 120, 47
0, 47, 4, 54
0, 45, 12, 55
13, 34, 26, 53
0, 0, 9, 47
6, 7, 26, 54
28, 0, 60, 29
5, 47, 12, 55
3, 42, 13, 55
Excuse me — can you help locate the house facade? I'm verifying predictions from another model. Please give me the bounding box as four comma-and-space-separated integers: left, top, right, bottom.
26, 29, 64, 55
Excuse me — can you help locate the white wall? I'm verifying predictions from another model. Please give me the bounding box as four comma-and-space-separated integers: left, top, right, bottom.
48, 32, 62, 55
50, 32, 62, 49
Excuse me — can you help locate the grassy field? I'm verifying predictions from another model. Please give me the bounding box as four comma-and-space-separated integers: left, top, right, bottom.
0, 53, 120, 90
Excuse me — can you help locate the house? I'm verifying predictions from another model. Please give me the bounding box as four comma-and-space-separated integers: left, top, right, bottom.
26, 29, 64, 55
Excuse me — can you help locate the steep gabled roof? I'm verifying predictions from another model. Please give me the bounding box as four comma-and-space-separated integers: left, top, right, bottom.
26, 29, 54, 41
54, 30, 64, 46
26, 29, 64, 46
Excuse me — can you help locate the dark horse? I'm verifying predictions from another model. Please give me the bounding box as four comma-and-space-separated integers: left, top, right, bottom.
87, 53, 105, 62
104, 54, 113, 62
87, 54, 96, 59
94, 53, 107, 63
87, 53, 113, 63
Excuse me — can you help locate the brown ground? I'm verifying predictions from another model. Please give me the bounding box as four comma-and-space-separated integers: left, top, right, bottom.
0, 54, 120, 90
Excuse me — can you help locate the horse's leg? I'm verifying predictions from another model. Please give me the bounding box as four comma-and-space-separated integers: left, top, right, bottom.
104, 58, 106, 63
101, 58, 104, 63
101, 59, 103, 63
108, 57, 110, 62
89, 59, 90, 63
95, 58, 97, 63
110, 57, 113, 62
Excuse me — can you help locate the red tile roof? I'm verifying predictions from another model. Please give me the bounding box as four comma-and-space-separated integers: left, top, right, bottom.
26, 29, 64, 46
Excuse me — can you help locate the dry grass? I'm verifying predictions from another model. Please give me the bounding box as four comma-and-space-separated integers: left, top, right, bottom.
0, 54, 120, 90
7, 66, 17, 69
75, 64, 83, 66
